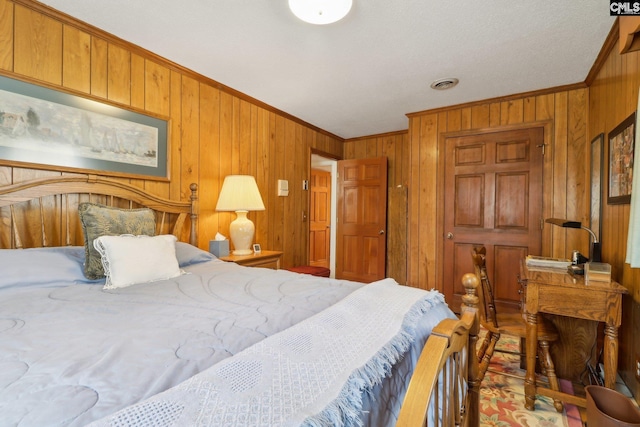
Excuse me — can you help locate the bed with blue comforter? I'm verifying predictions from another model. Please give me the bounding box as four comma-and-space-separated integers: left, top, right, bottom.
0, 176, 455, 427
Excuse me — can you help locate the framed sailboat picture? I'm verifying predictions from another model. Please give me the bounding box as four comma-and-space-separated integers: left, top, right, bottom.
0, 74, 168, 180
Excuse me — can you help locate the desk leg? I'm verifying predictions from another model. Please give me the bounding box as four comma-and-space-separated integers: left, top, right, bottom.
525, 312, 537, 411
603, 324, 619, 389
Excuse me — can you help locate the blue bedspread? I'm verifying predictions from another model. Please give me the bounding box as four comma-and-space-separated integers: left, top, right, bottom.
0, 245, 453, 426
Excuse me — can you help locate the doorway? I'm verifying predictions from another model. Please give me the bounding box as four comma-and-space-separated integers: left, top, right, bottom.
309, 154, 389, 282
310, 153, 337, 277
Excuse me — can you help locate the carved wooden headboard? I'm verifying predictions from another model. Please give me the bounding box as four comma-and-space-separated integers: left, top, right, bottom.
0, 175, 198, 249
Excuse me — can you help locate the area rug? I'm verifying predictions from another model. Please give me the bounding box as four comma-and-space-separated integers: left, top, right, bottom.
479, 333, 583, 427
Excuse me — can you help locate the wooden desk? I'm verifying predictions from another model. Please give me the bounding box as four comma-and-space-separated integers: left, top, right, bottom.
520, 262, 628, 410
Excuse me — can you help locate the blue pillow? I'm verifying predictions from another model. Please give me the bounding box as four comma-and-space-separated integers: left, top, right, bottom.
175, 242, 215, 267
0, 246, 101, 290
0, 244, 214, 291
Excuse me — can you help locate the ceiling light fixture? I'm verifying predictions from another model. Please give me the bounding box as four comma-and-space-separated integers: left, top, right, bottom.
288, 0, 353, 25
430, 78, 459, 90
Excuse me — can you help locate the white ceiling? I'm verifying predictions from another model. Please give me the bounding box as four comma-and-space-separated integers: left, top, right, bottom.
39, 0, 615, 139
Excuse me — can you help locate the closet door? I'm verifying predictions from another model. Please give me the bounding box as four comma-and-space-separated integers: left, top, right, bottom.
443, 127, 543, 313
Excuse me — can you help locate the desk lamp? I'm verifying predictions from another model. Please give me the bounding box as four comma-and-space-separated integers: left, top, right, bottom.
545, 218, 601, 262
216, 175, 265, 255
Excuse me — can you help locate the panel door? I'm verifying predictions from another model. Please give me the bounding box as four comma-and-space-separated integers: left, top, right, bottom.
336, 157, 388, 283
443, 127, 543, 312
309, 169, 331, 269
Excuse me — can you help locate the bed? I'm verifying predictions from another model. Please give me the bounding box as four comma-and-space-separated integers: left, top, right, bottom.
0, 175, 479, 427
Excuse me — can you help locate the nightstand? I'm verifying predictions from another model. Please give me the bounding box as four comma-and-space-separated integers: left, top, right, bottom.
219, 250, 283, 269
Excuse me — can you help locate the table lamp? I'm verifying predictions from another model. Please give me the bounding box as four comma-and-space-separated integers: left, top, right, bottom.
545, 218, 601, 262
216, 175, 265, 255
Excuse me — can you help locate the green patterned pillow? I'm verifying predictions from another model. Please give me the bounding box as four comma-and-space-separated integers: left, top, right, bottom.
78, 202, 156, 279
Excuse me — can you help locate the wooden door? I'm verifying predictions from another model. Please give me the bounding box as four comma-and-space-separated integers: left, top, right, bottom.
336, 157, 388, 283
309, 169, 331, 269
443, 127, 543, 312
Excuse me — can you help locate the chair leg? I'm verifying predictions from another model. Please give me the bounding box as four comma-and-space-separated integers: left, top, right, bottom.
478, 332, 500, 380
538, 340, 564, 413
478, 335, 490, 361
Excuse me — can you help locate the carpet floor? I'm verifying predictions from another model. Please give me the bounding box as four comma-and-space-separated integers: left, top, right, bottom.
479, 333, 583, 427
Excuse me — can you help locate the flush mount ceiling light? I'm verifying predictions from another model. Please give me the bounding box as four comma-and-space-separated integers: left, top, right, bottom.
289, 0, 353, 25
430, 78, 459, 90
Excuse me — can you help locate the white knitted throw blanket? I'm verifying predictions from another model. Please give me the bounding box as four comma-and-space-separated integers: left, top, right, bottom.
89, 278, 445, 427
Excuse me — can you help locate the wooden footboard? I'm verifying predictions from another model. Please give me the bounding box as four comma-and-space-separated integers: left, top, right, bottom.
397, 273, 480, 427
0, 175, 198, 248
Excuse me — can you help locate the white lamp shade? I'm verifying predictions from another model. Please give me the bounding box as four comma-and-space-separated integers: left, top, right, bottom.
288, 0, 353, 25
216, 175, 265, 255
216, 175, 265, 212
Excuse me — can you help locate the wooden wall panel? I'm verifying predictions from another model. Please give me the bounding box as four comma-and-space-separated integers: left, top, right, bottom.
293, 123, 309, 268
589, 31, 640, 402
0, 0, 13, 71
14, 4, 62, 84
131, 54, 145, 110
90, 37, 108, 98
107, 44, 131, 105
282, 120, 296, 266
270, 115, 286, 252
198, 83, 221, 244
145, 60, 171, 116
62, 25, 90, 92
180, 75, 200, 199
254, 108, 270, 247
168, 70, 182, 201
0, 0, 343, 270
551, 93, 569, 256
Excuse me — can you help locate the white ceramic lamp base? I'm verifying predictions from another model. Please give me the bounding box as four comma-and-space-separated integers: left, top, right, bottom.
229, 210, 255, 255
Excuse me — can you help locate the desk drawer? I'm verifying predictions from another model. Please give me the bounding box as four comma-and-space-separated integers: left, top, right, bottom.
535, 284, 613, 323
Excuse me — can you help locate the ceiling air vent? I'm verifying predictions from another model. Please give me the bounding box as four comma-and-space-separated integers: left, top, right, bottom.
430, 78, 459, 90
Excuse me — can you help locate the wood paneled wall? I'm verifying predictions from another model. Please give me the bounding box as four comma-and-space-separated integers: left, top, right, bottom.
406, 89, 590, 291
589, 24, 640, 400
348, 88, 597, 381
0, 0, 344, 269
347, 88, 590, 291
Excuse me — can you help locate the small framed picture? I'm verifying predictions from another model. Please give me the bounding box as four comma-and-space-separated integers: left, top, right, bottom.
253, 243, 261, 253
607, 112, 636, 205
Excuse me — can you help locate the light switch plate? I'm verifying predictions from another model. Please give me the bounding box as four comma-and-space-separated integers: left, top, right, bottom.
277, 179, 289, 196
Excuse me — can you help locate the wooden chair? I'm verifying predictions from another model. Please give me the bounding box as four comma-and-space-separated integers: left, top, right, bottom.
471, 246, 564, 412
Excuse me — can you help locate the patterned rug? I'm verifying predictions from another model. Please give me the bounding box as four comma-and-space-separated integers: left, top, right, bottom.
479, 333, 583, 426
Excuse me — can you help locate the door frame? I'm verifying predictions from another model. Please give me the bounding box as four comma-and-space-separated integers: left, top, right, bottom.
435, 121, 554, 294
309, 148, 340, 277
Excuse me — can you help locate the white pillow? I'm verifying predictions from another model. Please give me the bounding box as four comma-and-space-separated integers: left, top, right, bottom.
94, 234, 183, 289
